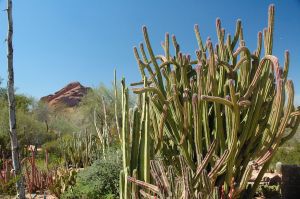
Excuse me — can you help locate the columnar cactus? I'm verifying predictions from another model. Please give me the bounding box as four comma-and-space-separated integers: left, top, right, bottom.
119, 76, 153, 199
60, 130, 96, 168
120, 4, 300, 199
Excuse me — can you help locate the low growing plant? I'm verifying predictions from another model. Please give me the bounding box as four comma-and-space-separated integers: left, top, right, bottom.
62, 148, 121, 199
0, 176, 17, 195
0, 158, 17, 195
49, 167, 78, 197
23, 150, 55, 194
271, 141, 300, 166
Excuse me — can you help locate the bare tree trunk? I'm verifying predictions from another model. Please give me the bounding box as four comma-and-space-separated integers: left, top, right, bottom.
6, 0, 26, 198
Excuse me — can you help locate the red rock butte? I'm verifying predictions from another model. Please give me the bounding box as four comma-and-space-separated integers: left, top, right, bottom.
40, 82, 91, 108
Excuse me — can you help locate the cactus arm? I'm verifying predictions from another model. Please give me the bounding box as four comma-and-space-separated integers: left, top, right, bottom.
265, 4, 275, 55
134, 46, 146, 79
280, 113, 300, 145
194, 24, 205, 52
208, 150, 229, 182
243, 55, 280, 100
132, 87, 165, 104
200, 95, 233, 108
114, 69, 121, 142
283, 50, 289, 81
231, 19, 242, 50
122, 87, 130, 170
142, 26, 165, 95
255, 31, 263, 58
194, 140, 217, 179
130, 107, 141, 174
120, 170, 125, 199
192, 94, 203, 163
139, 43, 149, 63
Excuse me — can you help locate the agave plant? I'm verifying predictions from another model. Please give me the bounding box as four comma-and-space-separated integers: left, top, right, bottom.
119, 4, 300, 199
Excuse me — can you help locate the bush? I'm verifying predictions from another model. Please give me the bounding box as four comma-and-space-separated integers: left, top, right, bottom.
49, 168, 78, 197
271, 141, 300, 167
42, 134, 65, 156
62, 149, 121, 199
0, 176, 18, 195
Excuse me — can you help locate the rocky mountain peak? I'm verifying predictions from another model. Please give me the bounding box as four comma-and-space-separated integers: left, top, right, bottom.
41, 82, 90, 108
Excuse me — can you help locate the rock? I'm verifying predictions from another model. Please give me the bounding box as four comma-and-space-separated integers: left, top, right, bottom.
41, 82, 90, 108
275, 162, 282, 174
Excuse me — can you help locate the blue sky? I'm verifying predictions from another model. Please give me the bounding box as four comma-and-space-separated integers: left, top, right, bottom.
0, 0, 299, 104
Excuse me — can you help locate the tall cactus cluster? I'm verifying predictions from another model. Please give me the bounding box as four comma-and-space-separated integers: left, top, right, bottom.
60, 130, 100, 168
119, 4, 300, 199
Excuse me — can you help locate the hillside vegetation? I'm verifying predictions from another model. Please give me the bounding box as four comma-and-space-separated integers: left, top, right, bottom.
0, 83, 125, 198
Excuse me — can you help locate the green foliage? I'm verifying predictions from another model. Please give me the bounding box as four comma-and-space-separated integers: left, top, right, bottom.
34, 153, 62, 171
32, 100, 78, 135
73, 85, 123, 140
47, 113, 78, 135
49, 168, 78, 197
0, 176, 17, 195
18, 110, 55, 147
32, 101, 49, 123
62, 149, 121, 199
271, 141, 300, 166
52, 84, 126, 168
0, 80, 126, 196
43, 84, 125, 167
42, 136, 62, 156
15, 94, 33, 113
0, 88, 33, 112
0, 90, 55, 154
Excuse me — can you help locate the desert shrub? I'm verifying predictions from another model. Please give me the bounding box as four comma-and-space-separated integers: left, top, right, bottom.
61, 149, 121, 199
34, 153, 62, 171
42, 138, 62, 156
49, 168, 78, 198
48, 114, 78, 135
0, 177, 17, 195
271, 141, 300, 166
17, 110, 56, 146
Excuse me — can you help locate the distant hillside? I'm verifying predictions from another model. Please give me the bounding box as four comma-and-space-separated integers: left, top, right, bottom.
41, 82, 91, 109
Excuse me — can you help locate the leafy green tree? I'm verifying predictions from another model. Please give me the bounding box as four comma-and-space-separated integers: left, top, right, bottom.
0, 87, 55, 155
72, 84, 124, 145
